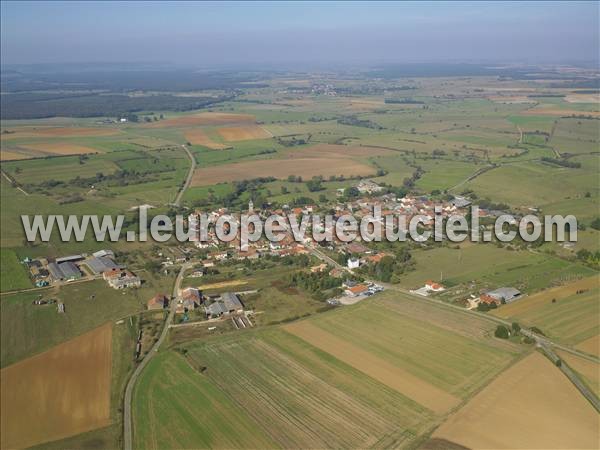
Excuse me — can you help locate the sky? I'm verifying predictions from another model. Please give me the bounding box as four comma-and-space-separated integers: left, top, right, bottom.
1, 1, 598, 66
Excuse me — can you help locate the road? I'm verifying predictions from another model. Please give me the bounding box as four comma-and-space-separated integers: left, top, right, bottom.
123, 262, 190, 450
307, 240, 598, 362
173, 144, 196, 207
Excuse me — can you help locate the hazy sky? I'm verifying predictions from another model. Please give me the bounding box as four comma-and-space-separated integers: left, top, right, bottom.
1, 1, 598, 66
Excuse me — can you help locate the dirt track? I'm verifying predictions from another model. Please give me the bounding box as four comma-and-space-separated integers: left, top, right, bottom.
1, 324, 113, 449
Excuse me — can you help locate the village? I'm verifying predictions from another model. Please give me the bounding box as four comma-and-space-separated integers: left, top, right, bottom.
19, 180, 524, 325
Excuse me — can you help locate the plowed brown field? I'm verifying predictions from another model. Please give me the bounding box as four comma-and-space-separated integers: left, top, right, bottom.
1, 324, 113, 449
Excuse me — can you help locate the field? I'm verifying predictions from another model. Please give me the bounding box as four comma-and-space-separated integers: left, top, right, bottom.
217, 125, 272, 141
0, 126, 120, 139
0, 274, 171, 368
556, 350, 600, 397
0, 248, 32, 291
491, 275, 600, 346
431, 352, 599, 449
397, 243, 595, 293
576, 334, 600, 358
2, 142, 100, 160
190, 143, 392, 185
184, 129, 229, 149
134, 291, 523, 448
1, 324, 113, 449
145, 111, 255, 127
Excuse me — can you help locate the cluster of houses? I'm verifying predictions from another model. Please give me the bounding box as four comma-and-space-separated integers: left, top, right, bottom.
23, 250, 141, 289
147, 288, 245, 320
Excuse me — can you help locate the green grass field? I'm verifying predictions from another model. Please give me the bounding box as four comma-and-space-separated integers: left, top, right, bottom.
134, 291, 523, 449
398, 244, 596, 293
1, 249, 32, 291
0, 273, 171, 368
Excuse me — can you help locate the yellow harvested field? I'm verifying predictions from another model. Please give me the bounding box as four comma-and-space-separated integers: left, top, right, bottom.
184, 129, 229, 149
1, 324, 113, 449
491, 275, 599, 319
17, 142, 100, 156
556, 350, 600, 397
432, 352, 600, 449
217, 125, 272, 141
488, 95, 537, 104
0, 150, 29, 161
284, 321, 461, 414
0, 126, 119, 140
190, 143, 390, 186
194, 279, 248, 290
146, 112, 255, 128
191, 157, 375, 186
576, 334, 600, 358
523, 108, 600, 117
564, 93, 600, 104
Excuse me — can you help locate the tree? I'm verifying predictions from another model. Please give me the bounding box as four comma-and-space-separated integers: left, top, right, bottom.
494, 325, 510, 339
590, 217, 600, 231
511, 322, 521, 334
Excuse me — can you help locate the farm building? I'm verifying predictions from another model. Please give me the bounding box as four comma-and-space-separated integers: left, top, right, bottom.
205, 301, 229, 318
425, 280, 445, 292
176, 287, 202, 313
55, 255, 84, 264
47, 261, 82, 281
345, 284, 369, 297
92, 249, 114, 258
85, 256, 119, 275
486, 287, 522, 304
204, 292, 244, 318
103, 269, 141, 289
356, 180, 382, 194
147, 294, 169, 310
221, 292, 244, 314
451, 196, 472, 208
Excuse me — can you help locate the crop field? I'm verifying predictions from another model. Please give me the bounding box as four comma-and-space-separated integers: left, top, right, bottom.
191, 157, 375, 185
1, 142, 100, 160
0, 274, 172, 367
0, 126, 120, 139
556, 350, 600, 397
145, 111, 255, 127
184, 129, 229, 149
0, 248, 32, 291
576, 334, 600, 358
190, 143, 393, 185
217, 124, 272, 141
397, 244, 595, 293
431, 352, 599, 449
1, 323, 112, 449
135, 291, 522, 448
491, 275, 600, 346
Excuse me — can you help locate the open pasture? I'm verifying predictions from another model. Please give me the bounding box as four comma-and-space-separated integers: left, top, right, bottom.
431, 352, 599, 450
491, 275, 600, 346
217, 124, 272, 141
1, 323, 113, 449
398, 244, 595, 293
0, 249, 32, 292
